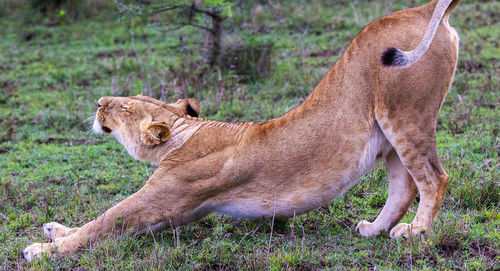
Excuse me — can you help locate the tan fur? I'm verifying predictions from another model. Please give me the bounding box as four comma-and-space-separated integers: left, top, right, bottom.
23, 0, 461, 260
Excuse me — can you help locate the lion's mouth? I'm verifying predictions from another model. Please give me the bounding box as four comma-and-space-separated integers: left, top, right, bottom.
92, 117, 112, 134
102, 126, 112, 133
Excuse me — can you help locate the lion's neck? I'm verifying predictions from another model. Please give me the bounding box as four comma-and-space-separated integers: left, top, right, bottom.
158, 118, 255, 167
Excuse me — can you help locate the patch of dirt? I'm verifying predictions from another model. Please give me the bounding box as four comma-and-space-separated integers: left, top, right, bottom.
220, 43, 273, 82
1, 80, 12, 89
410, 252, 438, 268
21, 31, 37, 41
0, 118, 19, 144
437, 240, 462, 257
302, 48, 343, 58
458, 59, 484, 73
337, 217, 355, 229
195, 263, 232, 271
34, 136, 106, 146
95, 50, 135, 59
469, 243, 499, 262
294, 262, 316, 271
0, 80, 17, 96
47, 177, 68, 185
78, 72, 101, 87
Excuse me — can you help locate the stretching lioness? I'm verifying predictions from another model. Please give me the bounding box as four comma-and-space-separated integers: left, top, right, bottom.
24, 0, 461, 260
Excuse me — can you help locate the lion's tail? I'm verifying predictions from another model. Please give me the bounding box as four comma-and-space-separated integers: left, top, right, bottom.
381, 0, 461, 67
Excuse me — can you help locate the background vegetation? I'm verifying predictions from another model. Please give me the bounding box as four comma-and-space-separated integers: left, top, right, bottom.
0, 0, 498, 269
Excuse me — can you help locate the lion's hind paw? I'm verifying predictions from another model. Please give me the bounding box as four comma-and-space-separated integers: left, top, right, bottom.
389, 223, 427, 239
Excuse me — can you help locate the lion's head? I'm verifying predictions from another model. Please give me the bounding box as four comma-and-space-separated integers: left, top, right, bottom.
93, 94, 201, 162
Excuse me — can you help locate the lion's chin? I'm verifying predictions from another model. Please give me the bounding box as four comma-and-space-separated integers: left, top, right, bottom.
92, 118, 103, 134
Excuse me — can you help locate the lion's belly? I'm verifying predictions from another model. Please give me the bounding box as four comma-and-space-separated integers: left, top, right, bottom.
213, 124, 392, 219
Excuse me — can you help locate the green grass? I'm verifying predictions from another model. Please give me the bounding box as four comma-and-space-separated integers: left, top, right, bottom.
1, 0, 499, 269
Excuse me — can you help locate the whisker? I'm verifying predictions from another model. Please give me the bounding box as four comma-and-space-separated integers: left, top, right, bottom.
81, 115, 95, 125
82, 114, 96, 135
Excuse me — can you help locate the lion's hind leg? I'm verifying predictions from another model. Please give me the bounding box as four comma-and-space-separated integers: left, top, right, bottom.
357, 149, 418, 236
376, 114, 449, 238
388, 154, 449, 239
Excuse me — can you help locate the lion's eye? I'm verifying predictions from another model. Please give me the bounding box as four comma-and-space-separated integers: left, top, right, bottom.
121, 105, 129, 111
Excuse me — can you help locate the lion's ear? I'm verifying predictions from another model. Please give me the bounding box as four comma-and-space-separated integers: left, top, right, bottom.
140, 121, 171, 146
174, 98, 201, 117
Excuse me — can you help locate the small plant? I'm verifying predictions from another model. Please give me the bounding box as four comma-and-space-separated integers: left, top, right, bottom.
116, 0, 234, 67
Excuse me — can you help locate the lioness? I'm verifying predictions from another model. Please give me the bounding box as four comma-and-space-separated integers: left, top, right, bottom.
24, 0, 461, 260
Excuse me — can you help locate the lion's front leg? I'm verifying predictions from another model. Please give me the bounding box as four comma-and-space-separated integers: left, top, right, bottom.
43, 222, 79, 241
23, 175, 202, 261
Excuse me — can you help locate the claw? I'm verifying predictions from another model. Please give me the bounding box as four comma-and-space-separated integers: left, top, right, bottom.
43, 223, 56, 241
22, 243, 35, 261
389, 223, 427, 238
22, 242, 54, 261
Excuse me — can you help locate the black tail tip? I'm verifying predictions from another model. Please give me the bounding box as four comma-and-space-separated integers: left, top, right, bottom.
381, 47, 399, 66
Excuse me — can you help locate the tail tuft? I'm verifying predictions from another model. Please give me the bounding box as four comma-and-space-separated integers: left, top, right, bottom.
381, 47, 407, 66
381, 0, 460, 68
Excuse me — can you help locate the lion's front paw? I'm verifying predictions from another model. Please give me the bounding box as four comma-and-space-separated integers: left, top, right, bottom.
43, 222, 74, 241
389, 223, 427, 239
22, 243, 55, 261
356, 220, 382, 237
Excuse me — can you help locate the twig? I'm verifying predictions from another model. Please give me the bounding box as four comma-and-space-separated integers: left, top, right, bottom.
146, 23, 186, 32
111, 76, 120, 96
409, 248, 413, 271
145, 74, 152, 97
176, 226, 180, 247
301, 222, 305, 252
267, 211, 275, 254
151, 5, 185, 14
113, 0, 144, 16
262, 0, 278, 20
216, 68, 224, 102
153, 4, 220, 19
143, 162, 151, 179
300, 24, 309, 78
148, 21, 214, 33
121, 214, 126, 236
185, 23, 214, 33
238, 221, 262, 246
160, 79, 168, 102
150, 4, 221, 34
129, 29, 144, 75
169, 222, 180, 248
147, 224, 155, 241
267, 192, 277, 254
337, 218, 352, 236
